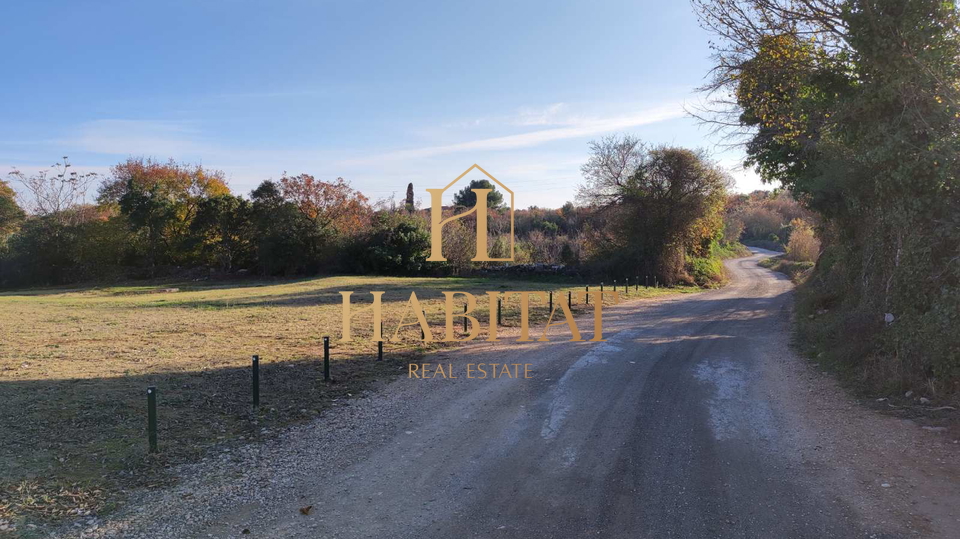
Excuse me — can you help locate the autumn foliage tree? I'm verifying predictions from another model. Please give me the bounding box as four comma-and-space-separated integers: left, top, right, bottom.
102, 158, 232, 270
278, 174, 371, 235
0, 180, 24, 243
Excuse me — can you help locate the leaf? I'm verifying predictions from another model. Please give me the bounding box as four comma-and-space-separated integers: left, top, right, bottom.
299, 505, 313, 515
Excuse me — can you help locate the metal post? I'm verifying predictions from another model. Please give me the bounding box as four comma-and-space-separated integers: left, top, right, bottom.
601, 282, 604, 293
585, 285, 589, 304
497, 298, 502, 326
614, 280, 617, 292
323, 336, 330, 381
421, 310, 426, 340
463, 303, 468, 333
252, 355, 260, 407
549, 291, 553, 312
378, 340, 383, 361
147, 386, 158, 454
568, 290, 572, 307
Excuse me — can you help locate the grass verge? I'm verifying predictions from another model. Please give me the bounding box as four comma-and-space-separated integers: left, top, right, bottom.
758, 256, 814, 283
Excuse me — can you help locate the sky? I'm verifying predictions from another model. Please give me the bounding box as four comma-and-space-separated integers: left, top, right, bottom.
0, 0, 770, 209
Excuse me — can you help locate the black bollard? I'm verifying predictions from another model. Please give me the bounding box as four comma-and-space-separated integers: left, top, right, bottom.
323, 336, 330, 381
147, 386, 158, 454
252, 355, 260, 407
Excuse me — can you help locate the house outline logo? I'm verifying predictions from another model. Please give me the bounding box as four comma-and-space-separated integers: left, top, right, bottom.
426, 164, 515, 262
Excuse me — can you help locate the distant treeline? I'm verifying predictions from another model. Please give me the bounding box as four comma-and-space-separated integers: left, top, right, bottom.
0, 142, 746, 289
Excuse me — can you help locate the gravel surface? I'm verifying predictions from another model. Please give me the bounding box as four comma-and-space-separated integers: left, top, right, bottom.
48, 249, 960, 539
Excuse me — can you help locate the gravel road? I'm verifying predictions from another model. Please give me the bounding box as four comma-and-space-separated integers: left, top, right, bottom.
64, 249, 960, 539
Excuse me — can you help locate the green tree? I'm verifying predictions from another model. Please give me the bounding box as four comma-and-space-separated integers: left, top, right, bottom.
452, 179, 505, 209
694, 0, 960, 389
119, 180, 179, 273
189, 195, 255, 271
352, 212, 430, 275
249, 180, 318, 275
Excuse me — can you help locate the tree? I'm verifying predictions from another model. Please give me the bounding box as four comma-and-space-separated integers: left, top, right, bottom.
106, 158, 232, 268
405, 182, 415, 213
118, 180, 179, 272
352, 212, 430, 275
579, 136, 729, 283
693, 0, 960, 391
189, 195, 254, 271
0, 180, 25, 242
278, 174, 371, 235
249, 180, 316, 275
452, 179, 504, 209
8, 157, 98, 226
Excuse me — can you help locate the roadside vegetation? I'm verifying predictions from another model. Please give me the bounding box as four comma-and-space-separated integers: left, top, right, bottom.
695, 0, 960, 403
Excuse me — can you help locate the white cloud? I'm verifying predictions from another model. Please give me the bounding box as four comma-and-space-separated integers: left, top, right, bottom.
73, 119, 213, 157
359, 103, 685, 162
513, 102, 569, 126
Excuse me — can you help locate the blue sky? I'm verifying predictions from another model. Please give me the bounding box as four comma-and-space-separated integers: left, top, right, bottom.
0, 0, 768, 208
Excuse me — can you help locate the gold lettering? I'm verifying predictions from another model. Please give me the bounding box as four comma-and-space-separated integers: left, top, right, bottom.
503, 291, 542, 342
590, 291, 621, 342
486, 292, 501, 342
339, 291, 384, 342
538, 294, 583, 342
392, 292, 432, 342
442, 292, 479, 342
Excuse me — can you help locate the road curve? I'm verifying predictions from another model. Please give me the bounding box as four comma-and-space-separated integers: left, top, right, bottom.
244, 249, 878, 538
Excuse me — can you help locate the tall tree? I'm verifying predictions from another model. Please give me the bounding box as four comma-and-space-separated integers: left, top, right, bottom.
693, 0, 960, 389
452, 179, 505, 209
189, 195, 254, 271
579, 136, 729, 283
405, 182, 415, 213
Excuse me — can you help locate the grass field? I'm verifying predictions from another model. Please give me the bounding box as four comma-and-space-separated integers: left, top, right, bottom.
0, 275, 696, 522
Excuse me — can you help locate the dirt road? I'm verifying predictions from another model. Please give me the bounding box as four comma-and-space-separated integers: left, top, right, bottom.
74, 250, 960, 538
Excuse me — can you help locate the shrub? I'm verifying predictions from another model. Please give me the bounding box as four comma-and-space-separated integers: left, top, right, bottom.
687, 255, 725, 287
785, 219, 820, 262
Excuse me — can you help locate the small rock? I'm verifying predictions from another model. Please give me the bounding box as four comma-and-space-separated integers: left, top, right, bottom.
881, 483, 892, 488
884, 313, 895, 324
905, 390, 914, 398
876, 398, 887, 402
922, 426, 947, 433
919, 397, 931, 404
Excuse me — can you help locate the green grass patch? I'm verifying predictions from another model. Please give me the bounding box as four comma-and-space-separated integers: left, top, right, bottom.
758, 256, 814, 283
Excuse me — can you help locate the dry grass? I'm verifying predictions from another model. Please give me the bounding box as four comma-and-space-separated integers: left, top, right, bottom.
0, 275, 693, 522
